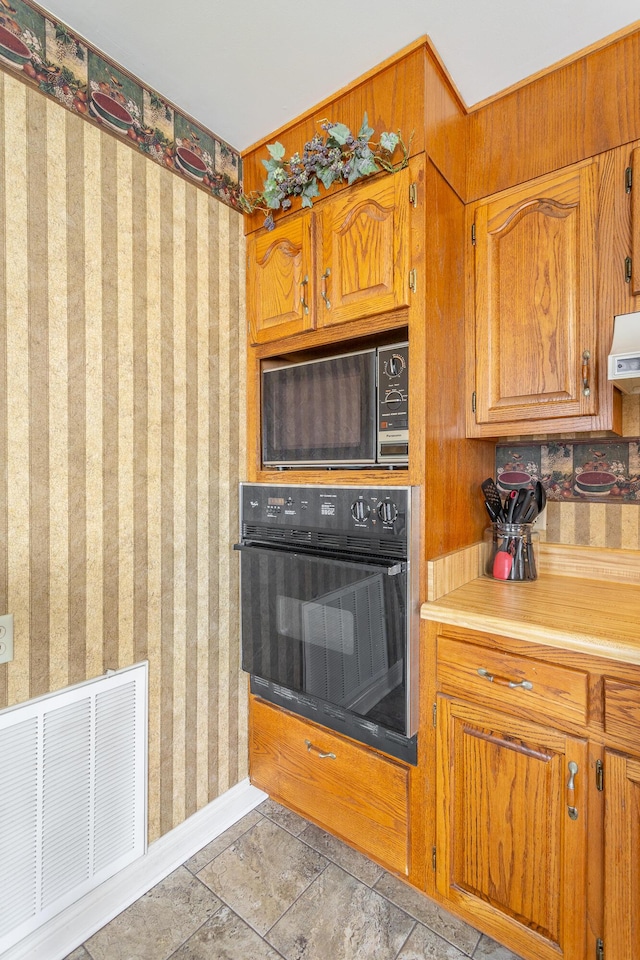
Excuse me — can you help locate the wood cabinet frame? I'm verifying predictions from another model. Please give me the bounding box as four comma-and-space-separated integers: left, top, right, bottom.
424, 620, 640, 960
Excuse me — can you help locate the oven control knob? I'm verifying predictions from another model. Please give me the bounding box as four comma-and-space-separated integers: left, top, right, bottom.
378, 501, 397, 523
351, 500, 370, 522
384, 354, 406, 377
383, 390, 403, 408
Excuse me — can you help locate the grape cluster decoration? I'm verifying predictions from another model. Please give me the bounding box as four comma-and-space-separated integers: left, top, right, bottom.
240, 113, 411, 230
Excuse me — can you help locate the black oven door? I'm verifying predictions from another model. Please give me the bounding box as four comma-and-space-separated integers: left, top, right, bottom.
239, 543, 408, 736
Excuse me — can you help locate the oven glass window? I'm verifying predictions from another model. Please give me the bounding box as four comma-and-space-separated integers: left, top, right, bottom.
240, 546, 407, 735
262, 351, 376, 465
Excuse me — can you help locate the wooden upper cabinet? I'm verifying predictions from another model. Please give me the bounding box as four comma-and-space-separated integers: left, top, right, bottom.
436, 695, 588, 960
247, 167, 412, 345
469, 160, 598, 432
632, 146, 640, 296
246, 209, 314, 344
316, 166, 410, 328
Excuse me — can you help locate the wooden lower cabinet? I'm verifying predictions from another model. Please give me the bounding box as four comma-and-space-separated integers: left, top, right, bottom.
249, 697, 410, 875
435, 695, 588, 960
604, 749, 640, 957
431, 626, 640, 960
250, 624, 640, 959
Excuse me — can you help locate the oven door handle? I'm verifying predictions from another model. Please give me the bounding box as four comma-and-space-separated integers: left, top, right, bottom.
233, 541, 406, 576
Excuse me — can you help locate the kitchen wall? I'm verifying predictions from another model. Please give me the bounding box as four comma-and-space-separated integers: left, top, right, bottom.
495, 395, 640, 550
542, 395, 640, 548
0, 68, 247, 842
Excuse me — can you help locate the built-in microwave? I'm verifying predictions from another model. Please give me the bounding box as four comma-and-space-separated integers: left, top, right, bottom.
261, 343, 409, 468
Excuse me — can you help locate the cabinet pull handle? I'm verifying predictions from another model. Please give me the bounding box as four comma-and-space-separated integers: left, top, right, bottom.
582, 350, 591, 397
567, 760, 579, 820
477, 667, 533, 691
321, 268, 331, 309
305, 739, 336, 760
300, 275, 309, 314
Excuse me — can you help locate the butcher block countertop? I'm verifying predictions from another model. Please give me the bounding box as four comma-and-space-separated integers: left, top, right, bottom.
421, 541, 640, 664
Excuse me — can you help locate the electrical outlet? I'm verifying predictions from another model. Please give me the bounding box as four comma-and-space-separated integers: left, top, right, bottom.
0, 614, 14, 664
534, 509, 547, 532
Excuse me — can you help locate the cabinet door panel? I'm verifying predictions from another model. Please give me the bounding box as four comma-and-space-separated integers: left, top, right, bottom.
247, 213, 314, 344
318, 168, 410, 327
438, 634, 589, 730
250, 698, 410, 875
604, 750, 640, 956
436, 697, 587, 960
632, 147, 640, 297
473, 162, 597, 425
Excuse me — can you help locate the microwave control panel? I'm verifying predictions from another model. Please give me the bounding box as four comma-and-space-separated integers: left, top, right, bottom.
377, 342, 409, 463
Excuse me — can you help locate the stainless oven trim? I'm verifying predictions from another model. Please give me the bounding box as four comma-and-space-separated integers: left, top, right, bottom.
406, 484, 420, 738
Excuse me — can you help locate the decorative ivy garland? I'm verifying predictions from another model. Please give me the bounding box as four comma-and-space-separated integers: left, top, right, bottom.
240, 113, 411, 230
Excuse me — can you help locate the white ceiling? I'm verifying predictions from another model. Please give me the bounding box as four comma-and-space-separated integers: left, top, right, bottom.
37, 0, 640, 152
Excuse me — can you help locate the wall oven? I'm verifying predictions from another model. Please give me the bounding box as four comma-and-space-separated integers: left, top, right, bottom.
236, 483, 420, 763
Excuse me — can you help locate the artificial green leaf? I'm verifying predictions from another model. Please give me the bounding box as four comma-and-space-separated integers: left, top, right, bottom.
317, 167, 337, 190
301, 195, 313, 208
262, 157, 284, 175
263, 183, 282, 208
357, 156, 378, 177
355, 143, 373, 162
380, 132, 399, 153
267, 141, 286, 160
358, 112, 374, 141
328, 122, 351, 146
302, 179, 320, 200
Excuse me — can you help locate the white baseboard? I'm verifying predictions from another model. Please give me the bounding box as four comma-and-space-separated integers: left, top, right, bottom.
2, 779, 268, 960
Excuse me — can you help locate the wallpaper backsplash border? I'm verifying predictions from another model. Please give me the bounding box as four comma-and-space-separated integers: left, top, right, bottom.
496, 437, 640, 504
0, 0, 243, 211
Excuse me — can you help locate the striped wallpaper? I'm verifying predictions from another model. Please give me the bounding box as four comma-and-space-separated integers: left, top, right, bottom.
0, 69, 247, 842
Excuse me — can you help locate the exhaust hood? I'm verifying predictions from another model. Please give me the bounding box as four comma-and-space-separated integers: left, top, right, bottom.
608, 312, 640, 394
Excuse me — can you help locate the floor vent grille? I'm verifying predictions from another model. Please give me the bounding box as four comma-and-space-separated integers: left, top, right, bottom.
0, 662, 147, 954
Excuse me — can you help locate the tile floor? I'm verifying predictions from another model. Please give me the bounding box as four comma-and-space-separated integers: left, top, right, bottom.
64, 798, 524, 960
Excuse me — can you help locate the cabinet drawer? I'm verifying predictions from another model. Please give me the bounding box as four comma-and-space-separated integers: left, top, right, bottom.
604, 678, 640, 747
437, 635, 589, 729
250, 698, 409, 875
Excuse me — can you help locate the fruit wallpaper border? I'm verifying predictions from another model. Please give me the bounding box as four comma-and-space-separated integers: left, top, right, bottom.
496, 439, 640, 504
0, 0, 243, 210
